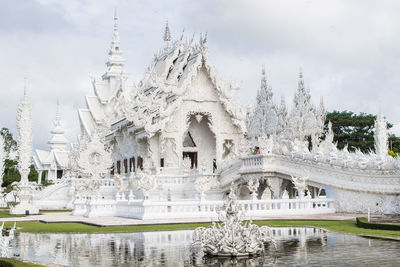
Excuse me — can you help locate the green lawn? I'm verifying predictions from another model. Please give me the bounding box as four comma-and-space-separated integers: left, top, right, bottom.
0, 211, 24, 218
1, 220, 399, 239
0, 257, 47, 267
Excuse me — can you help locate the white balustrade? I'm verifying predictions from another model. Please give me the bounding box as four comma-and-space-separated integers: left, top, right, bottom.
112, 197, 335, 220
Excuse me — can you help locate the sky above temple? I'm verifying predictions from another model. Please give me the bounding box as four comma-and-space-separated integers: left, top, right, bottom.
1, 0, 400, 150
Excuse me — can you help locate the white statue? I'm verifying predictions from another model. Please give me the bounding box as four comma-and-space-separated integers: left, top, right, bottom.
291, 174, 308, 199
247, 177, 259, 200
192, 185, 275, 256
195, 176, 211, 201
0, 222, 16, 257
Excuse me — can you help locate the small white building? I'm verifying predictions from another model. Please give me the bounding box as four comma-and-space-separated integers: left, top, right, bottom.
33, 103, 69, 183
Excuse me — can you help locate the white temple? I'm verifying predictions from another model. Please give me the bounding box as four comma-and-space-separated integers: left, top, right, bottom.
33, 101, 69, 183
28, 13, 400, 217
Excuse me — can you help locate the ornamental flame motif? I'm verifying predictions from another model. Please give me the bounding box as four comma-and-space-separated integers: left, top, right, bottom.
192, 186, 275, 257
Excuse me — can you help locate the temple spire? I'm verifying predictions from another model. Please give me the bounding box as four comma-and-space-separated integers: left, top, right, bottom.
103, 9, 125, 79
163, 21, 171, 42
298, 69, 305, 91
48, 100, 68, 151
23, 77, 27, 99
113, 8, 118, 33
55, 99, 61, 126
163, 21, 171, 51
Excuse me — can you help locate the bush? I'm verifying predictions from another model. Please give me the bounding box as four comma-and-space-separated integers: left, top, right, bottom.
356, 217, 400, 231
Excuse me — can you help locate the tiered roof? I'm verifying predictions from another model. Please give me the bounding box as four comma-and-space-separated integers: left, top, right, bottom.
79, 17, 246, 139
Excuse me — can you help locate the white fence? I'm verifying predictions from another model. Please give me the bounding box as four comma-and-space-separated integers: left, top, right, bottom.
111, 197, 335, 220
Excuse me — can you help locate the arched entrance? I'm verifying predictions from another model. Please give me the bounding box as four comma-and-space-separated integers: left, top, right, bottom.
183, 113, 216, 172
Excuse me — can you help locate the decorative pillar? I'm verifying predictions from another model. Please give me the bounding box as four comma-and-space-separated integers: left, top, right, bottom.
10, 85, 39, 215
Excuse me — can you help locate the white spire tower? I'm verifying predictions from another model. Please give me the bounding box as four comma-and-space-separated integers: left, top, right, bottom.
163, 21, 171, 50
48, 100, 68, 151
17, 81, 33, 185
10, 81, 39, 215
103, 9, 126, 80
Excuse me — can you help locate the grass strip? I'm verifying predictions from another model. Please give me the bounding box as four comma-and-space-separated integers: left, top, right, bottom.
0, 211, 24, 218
0, 257, 47, 267
0, 220, 399, 238
356, 217, 400, 231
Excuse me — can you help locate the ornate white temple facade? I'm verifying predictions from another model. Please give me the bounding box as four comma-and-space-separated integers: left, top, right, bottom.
31, 13, 400, 217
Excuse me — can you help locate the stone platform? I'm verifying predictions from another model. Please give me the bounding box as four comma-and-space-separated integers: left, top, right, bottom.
0, 212, 364, 227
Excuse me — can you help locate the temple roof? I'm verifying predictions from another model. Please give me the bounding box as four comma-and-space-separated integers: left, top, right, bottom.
79, 19, 246, 139
122, 34, 246, 137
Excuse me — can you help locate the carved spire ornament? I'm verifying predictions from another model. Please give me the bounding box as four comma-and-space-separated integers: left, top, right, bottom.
17, 83, 33, 186
104, 8, 125, 79
10, 83, 39, 215
287, 71, 324, 142
163, 21, 171, 42
48, 100, 68, 151
247, 66, 280, 138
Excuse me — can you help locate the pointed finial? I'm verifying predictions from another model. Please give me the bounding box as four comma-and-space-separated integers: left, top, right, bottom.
261, 64, 266, 77
180, 28, 185, 41
55, 99, 60, 124
163, 20, 171, 42
23, 77, 27, 97
299, 68, 303, 79
114, 8, 118, 32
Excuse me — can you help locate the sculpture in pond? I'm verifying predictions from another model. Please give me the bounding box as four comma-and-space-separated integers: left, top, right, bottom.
192, 185, 275, 257
0, 222, 16, 257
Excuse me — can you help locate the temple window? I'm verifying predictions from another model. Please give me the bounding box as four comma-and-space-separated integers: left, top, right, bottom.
117, 160, 121, 174
183, 132, 196, 147
124, 159, 128, 173
160, 158, 164, 168
137, 157, 143, 170
129, 157, 135, 172
183, 152, 197, 168
57, 170, 63, 179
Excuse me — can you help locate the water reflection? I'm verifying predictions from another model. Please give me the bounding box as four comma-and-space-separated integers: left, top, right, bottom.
9, 227, 400, 266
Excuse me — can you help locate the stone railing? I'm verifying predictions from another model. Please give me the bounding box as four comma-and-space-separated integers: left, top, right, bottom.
228, 154, 400, 194
114, 197, 335, 220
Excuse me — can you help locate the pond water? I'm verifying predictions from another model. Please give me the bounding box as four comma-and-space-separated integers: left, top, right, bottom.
9, 227, 400, 266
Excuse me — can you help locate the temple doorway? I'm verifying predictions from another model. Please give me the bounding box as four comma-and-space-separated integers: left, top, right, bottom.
183, 152, 197, 168
183, 113, 216, 172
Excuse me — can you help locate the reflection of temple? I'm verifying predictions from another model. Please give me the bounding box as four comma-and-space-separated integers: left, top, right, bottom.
14, 227, 400, 266
13, 228, 327, 267
31, 12, 400, 217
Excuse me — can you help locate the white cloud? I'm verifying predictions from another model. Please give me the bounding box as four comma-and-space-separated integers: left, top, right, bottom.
1, 0, 400, 150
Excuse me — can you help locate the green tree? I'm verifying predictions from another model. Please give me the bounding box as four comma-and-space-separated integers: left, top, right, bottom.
1, 127, 38, 191
324, 111, 400, 153
0, 128, 17, 156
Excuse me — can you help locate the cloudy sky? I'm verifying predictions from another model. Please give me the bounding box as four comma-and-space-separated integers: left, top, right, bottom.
1, 0, 400, 150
